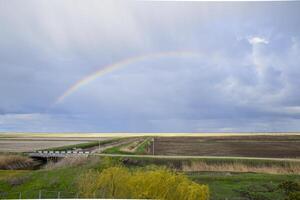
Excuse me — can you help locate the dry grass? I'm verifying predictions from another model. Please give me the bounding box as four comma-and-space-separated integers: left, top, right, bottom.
182, 161, 300, 174
0, 155, 36, 170
44, 156, 99, 170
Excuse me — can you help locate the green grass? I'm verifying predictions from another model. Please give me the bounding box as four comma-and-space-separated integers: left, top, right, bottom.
102, 143, 135, 155
189, 172, 300, 200
135, 138, 151, 154
0, 170, 28, 181
0, 158, 102, 198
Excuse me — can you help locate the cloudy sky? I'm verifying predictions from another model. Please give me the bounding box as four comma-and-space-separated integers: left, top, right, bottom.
1, 1, 300, 132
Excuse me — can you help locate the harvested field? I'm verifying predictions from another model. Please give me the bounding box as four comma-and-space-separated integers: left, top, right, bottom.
0, 137, 113, 152
0, 137, 112, 141
153, 135, 300, 158
0, 140, 88, 152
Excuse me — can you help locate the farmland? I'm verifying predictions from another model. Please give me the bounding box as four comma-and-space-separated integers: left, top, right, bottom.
0, 133, 299, 199
0, 137, 114, 152
0, 134, 148, 155
0, 140, 89, 153
152, 135, 300, 158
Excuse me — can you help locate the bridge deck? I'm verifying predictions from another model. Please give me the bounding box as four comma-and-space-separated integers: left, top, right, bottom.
28, 150, 90, 158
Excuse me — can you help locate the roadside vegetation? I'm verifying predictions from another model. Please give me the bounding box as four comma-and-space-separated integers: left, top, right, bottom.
118, 156, 300, 174
182, 159, 300, 174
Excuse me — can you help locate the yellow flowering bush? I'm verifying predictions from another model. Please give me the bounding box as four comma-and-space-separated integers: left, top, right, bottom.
78, 166, 209, 200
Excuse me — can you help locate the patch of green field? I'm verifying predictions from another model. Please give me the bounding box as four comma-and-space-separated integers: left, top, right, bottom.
0, 170, 28, 181
135, 138, 151, 154
189, 172, 299, 200
102, 143, 135, 155
103, 138, 151, 155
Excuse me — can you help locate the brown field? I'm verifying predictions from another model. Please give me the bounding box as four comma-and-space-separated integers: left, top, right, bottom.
153, 135, 300, 158
0, 140, 88, 152
0, 137, 112, 152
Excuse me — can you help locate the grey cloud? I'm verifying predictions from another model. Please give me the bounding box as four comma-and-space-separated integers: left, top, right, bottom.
1, 1, 300, 132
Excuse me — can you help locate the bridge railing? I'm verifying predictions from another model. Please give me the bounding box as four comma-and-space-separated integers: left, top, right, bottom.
35, 150, 90, 154
28, 150, 91, 157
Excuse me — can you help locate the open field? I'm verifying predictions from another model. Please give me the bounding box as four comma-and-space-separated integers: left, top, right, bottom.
1, 132, 300, 137
1, 134, 300, 159
0, 137, 113, 153
153, 135, 300, 158
0, 141, 90, 152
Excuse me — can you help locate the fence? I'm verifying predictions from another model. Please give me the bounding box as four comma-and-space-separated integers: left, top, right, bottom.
0, 190, 251, 199
0, 190, 78, 199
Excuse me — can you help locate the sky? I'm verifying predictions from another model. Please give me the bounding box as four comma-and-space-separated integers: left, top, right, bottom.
0, 1, 300, 133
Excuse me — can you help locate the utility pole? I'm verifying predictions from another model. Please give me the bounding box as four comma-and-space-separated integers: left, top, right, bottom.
152, 137, 155, 155
98, 138, 101, 153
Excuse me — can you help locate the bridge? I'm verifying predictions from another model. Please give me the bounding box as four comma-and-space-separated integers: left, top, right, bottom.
28, 150, 91, 158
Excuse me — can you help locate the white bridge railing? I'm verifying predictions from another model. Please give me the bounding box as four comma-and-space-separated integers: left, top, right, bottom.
28, 150, 91, 157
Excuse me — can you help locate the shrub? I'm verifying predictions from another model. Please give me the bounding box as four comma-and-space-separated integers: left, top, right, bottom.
6, 176, 28, 187
78, 166, 209, 200
286, 192, 300, 200
278, 181, 300, 195
77, 170, 99, 198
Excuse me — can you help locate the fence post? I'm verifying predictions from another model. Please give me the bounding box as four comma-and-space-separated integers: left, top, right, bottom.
19, 192, 22, 199
38, 190, 42, 199
76, 193, 79, 198
57, 191, 60, 199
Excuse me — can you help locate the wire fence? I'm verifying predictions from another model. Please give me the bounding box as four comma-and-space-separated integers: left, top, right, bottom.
0, 190, 251, 199
0, 189, 78, 199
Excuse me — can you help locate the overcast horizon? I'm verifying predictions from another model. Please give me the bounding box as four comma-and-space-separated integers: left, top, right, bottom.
1, 1, 300, 133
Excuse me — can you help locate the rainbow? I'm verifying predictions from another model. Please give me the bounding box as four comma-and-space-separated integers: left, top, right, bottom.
54, 50, 203, 104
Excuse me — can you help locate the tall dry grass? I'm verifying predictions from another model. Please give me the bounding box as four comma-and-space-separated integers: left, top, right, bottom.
182, 161, 300, 174
0, 154, 36, 170
44, 156, 99, 170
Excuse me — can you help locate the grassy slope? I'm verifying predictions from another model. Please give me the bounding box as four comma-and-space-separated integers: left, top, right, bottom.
0, 162, 98, 198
